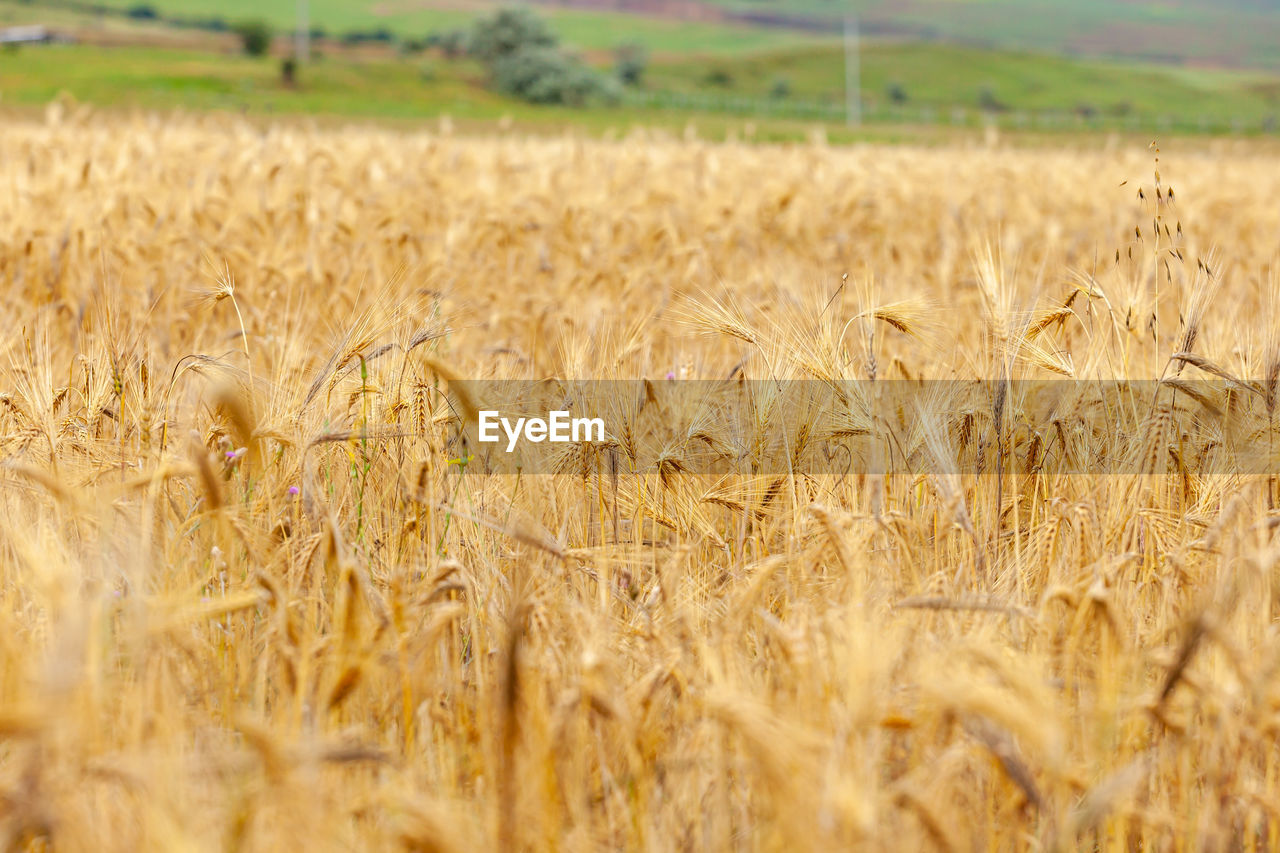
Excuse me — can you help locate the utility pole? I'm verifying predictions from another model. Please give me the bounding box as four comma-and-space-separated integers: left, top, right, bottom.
844, 8, 860, 126
296, 0, 309, 64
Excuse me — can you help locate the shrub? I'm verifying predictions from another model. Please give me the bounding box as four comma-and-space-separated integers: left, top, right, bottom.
977, 85, 1007, 112
469, 7, 557, 64
769, 76, 792, 100
126, 4, 158, 20
886, 81, 907, 105
464, 8, 613, 107
234, 19, 273, 57
493, 46, 615, 106
340, 28, 395, 46
704, 67, 733, 88
437, 29, 469, 59
615, 42, 648, 87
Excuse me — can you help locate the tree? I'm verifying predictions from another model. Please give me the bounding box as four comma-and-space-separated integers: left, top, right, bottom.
468, 7, 557, 65
234, 19, 272, 57
466, 7, 613, 107
614, 42, 647, 87
492, 46, 615, 106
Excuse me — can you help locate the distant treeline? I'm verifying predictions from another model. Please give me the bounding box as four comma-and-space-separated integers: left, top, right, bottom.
28, 0, 853, 39
21, 0, 402, 45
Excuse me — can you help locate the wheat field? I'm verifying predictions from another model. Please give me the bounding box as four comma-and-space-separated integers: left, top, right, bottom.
3, 106, 1280, 850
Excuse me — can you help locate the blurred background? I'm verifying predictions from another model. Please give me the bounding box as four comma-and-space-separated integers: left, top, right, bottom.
2, 0, 1277, 142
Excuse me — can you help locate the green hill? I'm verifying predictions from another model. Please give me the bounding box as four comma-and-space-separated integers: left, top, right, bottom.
648, 41, 1280, 124
46, 0, 824, 54
71, 0, 1280, 69
4, 0, 1279, 136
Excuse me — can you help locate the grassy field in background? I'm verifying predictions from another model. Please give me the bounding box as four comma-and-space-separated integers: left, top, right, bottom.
0, 43, 902, 144
70, 0, 1280, 68
650, 43, 1280, 123
3, 40, 1278, 139
68, 0, 822, 54
0, 44, 483, 118
710, 0, 1280, 68
4, 0, 1279, 138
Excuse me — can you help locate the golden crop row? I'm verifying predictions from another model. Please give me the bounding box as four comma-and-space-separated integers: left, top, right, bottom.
1, 111, 1279, 849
